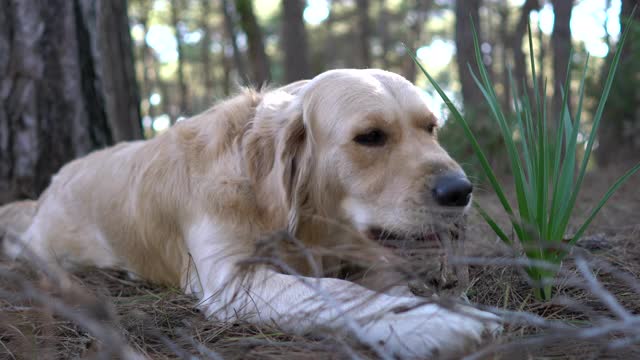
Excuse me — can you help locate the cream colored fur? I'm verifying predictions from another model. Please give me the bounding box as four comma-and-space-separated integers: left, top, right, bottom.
0, 69, 500, 359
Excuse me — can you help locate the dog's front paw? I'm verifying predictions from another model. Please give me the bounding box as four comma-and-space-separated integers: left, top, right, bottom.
361, 304, 501, 359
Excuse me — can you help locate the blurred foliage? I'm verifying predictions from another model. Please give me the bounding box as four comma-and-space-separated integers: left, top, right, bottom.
125, 0, 637, 172
593, 15, 640, 162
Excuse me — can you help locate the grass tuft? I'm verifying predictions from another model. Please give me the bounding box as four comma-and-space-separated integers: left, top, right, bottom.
407, 10, 639, 300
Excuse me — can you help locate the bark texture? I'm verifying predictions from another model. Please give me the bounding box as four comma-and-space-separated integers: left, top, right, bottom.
170, 0, 188, 118
454, 0, 485, 117
200, 0, 215, 99
404, 0, 432, 83
81, 0, 143, 142
551, 0, 573, 119
356, 0, 372, 68
597, 0, 640, 164
0, 0, 140, 203
282, 0, 311, 82
510, 0, 540, 98
235, 0, 271, 86
222, 0, 249, 85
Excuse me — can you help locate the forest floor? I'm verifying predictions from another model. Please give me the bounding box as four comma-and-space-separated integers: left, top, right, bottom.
1, 163, 639, 360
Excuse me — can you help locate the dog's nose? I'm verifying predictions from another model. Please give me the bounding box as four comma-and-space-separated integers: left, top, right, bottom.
432, 173, 473, 207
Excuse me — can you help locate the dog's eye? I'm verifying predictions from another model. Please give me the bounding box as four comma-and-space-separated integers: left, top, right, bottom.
353, 129, 387, 147
426, 123, 437, 134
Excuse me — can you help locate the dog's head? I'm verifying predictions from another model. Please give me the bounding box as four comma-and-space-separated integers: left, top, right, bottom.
245, 69, 471, 249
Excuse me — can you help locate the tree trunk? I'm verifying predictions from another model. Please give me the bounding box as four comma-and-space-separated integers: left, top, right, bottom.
170, 0, 189, 119
356, 0, 372, 68
378, 1, 391, 69
403, 0, 432, 83
282, 0, 311, 82
200, 0, 215, 100
0, 0, 139, 203
596, 0, 640, 164
322, 0, 337, 70
222, 48, 232, 96
152, 52, 172, 121
454, 0, 485, 117
602, 0, 612, 54
132, 0, 156, 121
235, 0, 271, 86
221, 0, 249, 85
82, 0, 143, 142
498, 5, 511, 110
536, 16, 546, 94
139, 13, 155, 119
551, 0, 573, 119
510, 0, 539, 99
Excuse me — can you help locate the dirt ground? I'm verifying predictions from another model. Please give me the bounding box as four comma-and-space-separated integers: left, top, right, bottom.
1, 164, 639, 359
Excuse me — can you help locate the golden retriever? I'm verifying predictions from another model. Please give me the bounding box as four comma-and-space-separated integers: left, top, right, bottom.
1, 69, 500, 358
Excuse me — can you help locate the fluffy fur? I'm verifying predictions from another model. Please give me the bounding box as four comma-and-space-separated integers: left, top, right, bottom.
0, 69, 500, 358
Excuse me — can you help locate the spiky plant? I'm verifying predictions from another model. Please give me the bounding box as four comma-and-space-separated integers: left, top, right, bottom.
408, 16, 640, 300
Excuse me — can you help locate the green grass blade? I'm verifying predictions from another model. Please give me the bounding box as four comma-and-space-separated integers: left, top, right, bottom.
527, 21, 541, 124
554, 10, 633, 240
470, 17, 499, 100
405, 47, 523, 240
573, 54, 590, 141
550, 57, 590, 240
549, 101, 577, 240
539, 79, 549, 240
548, 109, 565, 235
508, 68, 533, 183
534, 86, 545, 241
508, 68, 536, 218
528, 21, 546, 256
570, 162, 640, 244
406, 8, 637, 301
521, 84, 540, 216
548, 56, 573, 239
468, 67, 531, 230
475, 204, 512, 245
521, 86, 538, 179
471, 17, 534, 237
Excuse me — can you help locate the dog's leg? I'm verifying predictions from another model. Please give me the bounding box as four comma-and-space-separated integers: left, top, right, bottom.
0, 200, 37, 258
185, 219, 501, 359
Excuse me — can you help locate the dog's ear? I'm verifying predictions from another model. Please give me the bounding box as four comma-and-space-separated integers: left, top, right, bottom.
243, 125, 276, 184
242, 91, 313, 235
274, 101, 313, 235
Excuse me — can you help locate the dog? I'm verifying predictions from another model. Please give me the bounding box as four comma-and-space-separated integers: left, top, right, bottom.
0, 69, 500, 358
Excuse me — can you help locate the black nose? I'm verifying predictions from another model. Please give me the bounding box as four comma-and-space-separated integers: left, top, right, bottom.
432, 173, 473, 207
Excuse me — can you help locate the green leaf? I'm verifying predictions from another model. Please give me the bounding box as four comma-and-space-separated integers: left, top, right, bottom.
475, 204, 512, 245
468, 67, 531, 232
545, 49, 575, 241
554, 8, 634, 240
405, 45, 524, 240
404, 7, 638, 301
570, 162, 640, 245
